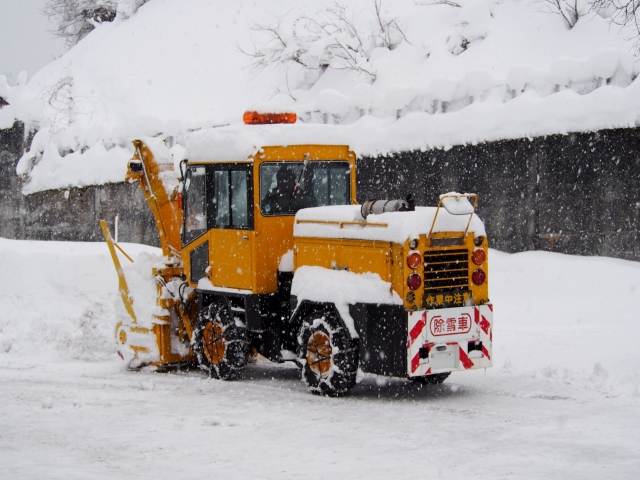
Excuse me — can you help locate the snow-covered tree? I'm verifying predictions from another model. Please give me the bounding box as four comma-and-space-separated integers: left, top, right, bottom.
537, 0, 588, 29
590, 1, 640, 51
43, 0, 148, 47
241, 1, 408, 81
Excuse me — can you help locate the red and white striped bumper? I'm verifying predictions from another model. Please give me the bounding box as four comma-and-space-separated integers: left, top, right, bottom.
406, 304, 493, 377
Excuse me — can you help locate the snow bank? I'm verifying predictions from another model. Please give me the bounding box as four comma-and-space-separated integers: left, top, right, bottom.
11, 0, 640, 193
294, 205, 486, 243
491, 250, 640, 398
0, 238, 159, 363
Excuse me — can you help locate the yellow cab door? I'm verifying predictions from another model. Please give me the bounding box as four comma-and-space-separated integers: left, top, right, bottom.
207, 164, 254, 290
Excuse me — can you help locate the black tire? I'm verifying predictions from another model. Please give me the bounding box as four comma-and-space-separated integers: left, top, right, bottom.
192, 302, 250, 380
297, 309, 358, 396
411, 372, 450, 385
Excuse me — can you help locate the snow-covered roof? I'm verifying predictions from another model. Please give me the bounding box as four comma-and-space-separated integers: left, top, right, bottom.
7, 0, 640, 194
294, 205, 486, 243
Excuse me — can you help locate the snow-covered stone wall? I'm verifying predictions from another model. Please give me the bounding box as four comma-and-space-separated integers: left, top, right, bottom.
1, 123, 639, 260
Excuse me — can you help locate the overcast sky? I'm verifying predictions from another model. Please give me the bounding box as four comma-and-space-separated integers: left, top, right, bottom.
0, 0, 66, 84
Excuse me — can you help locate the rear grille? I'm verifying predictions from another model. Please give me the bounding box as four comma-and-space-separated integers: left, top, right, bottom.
423, 249, 469, 291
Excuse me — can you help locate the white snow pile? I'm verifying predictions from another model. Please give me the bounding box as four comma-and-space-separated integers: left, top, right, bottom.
294, 204, 486, 243
0, 72, 40, 130
8, 0, 640, 193
291, 265, 403, 337
0, 238, 159, 363
491, 250, 640, 399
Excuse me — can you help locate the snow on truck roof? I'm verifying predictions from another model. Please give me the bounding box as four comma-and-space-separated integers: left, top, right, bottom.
294, 205, 486, 244
184, 123, 352, 163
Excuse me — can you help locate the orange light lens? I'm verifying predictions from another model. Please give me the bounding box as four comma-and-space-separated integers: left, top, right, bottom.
472, 249, 486, 265
407, 273, 422, 290
243, 111, 297, 125
407, 252, 422, 269
472, 269, 486, 285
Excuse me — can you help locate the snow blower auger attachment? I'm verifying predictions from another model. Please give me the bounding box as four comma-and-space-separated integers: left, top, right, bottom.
102, 113, 492, 394
101, 138, 196, 369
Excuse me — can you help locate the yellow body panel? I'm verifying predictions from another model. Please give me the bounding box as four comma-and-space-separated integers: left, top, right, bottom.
208, 228, 254, 289
293, 231, 489, 311
295, 238, 391, 281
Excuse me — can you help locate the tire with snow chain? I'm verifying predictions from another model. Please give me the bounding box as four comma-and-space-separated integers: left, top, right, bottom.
192, 302, 250, 380
297, 309, 358, 396
411, 372, 450, 385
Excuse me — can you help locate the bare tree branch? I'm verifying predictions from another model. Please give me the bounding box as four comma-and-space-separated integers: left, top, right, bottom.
590, 0, 640, 53
414, 0, 462, 7
42, 0, 147, 47
240, 1, 409, 82
535, 0, 583, 29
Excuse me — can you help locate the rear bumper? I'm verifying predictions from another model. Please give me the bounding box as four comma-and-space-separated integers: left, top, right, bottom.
407, 304, 493, 377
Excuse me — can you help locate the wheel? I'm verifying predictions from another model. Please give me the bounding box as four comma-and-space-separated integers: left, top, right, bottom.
411, 372, 450, 385
192, 302, 250, 380
297, 309, 358, 396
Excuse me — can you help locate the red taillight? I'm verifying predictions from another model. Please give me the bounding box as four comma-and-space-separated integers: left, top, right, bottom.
472, 249, 485, 265
407, 273, 422, 290
176, 192, 183, 210
472, 269, 486, 285
407, 252, 421, 269
243, 111, 297, 125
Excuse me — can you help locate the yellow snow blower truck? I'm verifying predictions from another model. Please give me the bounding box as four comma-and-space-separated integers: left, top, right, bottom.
103, 112, 493, 396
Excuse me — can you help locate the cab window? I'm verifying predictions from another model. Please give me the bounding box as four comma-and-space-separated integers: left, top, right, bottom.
260, 161, 350, 216
210, 168, 251, 228
182, 164, 253, 246
183, 166, 207, 245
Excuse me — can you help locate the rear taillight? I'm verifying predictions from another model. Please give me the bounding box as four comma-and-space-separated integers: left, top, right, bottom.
407, 252, 421, 269
407, 273, 422, 290
472, 269, 486, 285
472, 249, 485, 265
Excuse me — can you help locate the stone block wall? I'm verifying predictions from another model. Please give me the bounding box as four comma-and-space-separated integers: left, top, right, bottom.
1, 122, 639, 260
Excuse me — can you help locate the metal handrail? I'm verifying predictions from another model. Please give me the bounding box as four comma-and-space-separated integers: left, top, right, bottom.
427, 193, 479, 240
295, 219, 388, 228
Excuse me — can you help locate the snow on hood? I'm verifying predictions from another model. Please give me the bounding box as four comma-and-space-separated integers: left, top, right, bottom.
291, 265, 403, 338
12, 0, 640, 193
294, 204, 486, 243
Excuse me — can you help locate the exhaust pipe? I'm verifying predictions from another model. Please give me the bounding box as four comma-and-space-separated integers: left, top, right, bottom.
361, 198, 413, 219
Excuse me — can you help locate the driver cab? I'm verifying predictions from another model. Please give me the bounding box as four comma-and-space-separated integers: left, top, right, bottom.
181, 145, 356, 294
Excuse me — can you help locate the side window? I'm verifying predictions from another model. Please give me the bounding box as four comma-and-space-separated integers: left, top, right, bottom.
183, 166, 207, 245
231, 170, 249, 227
213, 170, 230, 227
209, 165, 253, 229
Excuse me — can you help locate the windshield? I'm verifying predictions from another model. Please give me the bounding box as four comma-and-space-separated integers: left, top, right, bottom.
260, 161, 350, 215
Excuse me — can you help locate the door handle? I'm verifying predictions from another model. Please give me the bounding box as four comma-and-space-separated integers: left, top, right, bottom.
240, 236, 250, 241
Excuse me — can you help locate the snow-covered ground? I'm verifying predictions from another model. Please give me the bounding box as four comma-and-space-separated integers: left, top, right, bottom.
0, 237, 639, 478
